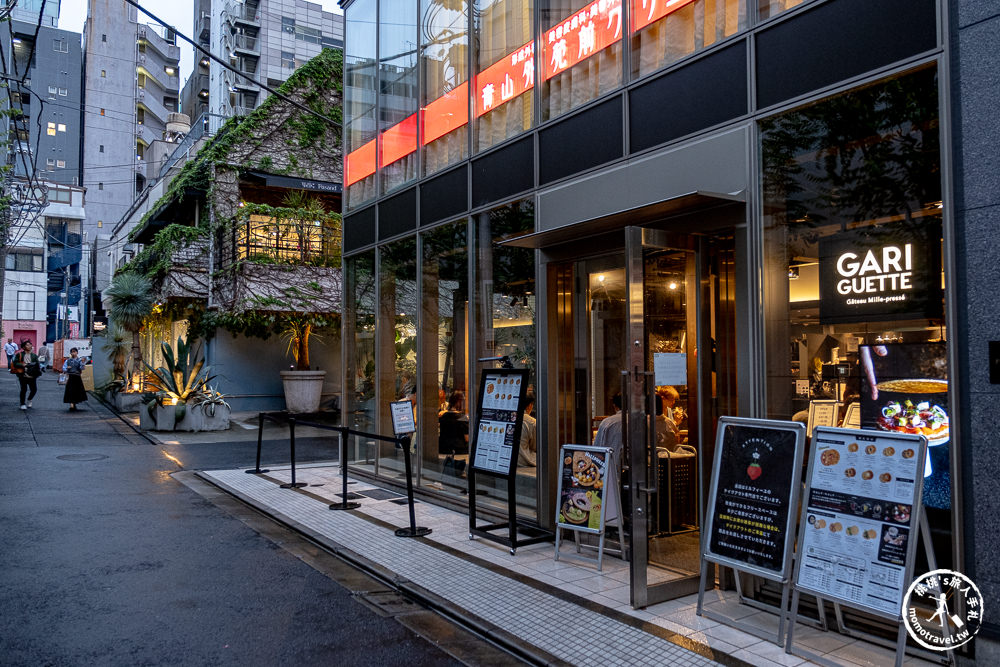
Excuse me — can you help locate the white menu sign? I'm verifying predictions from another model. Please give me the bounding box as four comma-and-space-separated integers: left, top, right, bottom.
653, 353, 687, 386
471, 371, 526, 476
389, 400, 416, 435
794, 427, 926, 618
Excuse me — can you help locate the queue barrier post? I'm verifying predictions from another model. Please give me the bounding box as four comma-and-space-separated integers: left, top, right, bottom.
279, 417, 308, 489
329, 426, 361, 511
246, 412, 270, 474
394, 435, 431, 538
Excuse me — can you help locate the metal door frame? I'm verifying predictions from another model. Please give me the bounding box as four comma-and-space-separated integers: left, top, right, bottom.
625, 226, 706, 608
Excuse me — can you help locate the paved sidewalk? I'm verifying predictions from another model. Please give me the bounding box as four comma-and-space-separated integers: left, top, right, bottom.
200, 463, 938, 667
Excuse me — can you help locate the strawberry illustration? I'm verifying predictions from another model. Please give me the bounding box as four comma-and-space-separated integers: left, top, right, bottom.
747, 452, 762, 481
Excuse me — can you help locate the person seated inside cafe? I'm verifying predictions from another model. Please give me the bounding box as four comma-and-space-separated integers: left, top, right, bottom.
517, 393, 537, 467
438, 391, 469, 477
656, 385, 682, 449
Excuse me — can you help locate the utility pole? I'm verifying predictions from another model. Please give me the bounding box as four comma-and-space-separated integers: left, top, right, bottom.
60, 265, 69, 340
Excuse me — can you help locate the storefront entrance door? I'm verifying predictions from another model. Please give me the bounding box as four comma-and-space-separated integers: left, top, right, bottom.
625, 226, 737, 607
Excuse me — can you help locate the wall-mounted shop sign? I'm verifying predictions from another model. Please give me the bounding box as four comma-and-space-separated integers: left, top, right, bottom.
818, 221, 942, 323
542, 0, 622, 80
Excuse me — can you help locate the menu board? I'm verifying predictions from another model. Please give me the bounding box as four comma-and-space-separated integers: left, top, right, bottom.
806, 400, 841, 438
794, 427, 926, 618
389, 400, 416, 435
703, 418, 805, 578
556, 445, 610, 534
470, 369, 528, 476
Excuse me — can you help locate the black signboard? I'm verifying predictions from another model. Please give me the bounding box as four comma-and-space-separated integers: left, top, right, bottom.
818, 220, 943, 324
703, 417, 805, 578
470, 368, 528, 477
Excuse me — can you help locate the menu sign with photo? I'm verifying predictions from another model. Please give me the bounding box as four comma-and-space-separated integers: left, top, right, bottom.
794, 427, 926, 618
470, 369, 528, 476
860, 343, 950, 509
818, 220, 943, 324
703, 418, 805, 578
556, 445, 610, 534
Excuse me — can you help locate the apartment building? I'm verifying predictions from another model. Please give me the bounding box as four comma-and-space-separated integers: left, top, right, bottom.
81, 0, 182, 306
181, 0, 342, 123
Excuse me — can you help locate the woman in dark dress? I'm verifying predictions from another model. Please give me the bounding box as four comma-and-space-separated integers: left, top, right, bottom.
438, 391, 469, 477
62, 347, 88, 410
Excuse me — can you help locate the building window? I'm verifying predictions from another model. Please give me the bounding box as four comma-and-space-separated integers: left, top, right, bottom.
58, 87, 67, 96
344, 250, 377, 467
56, 159, 65, 168
100, 108, 105, 116
761, 67, 949, 518
101, 69, 106, 77
474, 0, 535, 151
344, 0, 379, 208
57, 123, 66, 132
282, 16, 295, 34
418, 219, 471, 495
474, 198, 537, 514
295, 25, 322, 44
47, 122, 55, 135
421, 0, 469, 176
281, 51, 295, 69
164, 66, 175, 76
379, 0, 419, 194
102, 34, 107, 42
16, 291, 34, 319
99, 145, 104, 152
53, 38, 67, 52
48, 85, 57, 95
48, 188, 72, 203
759, 0, 806, 20
46, 158, 55, 167
98, 182, 104, 190
137, 73, 146, 88
631, 0, 747, 79
7, 253, 43, 272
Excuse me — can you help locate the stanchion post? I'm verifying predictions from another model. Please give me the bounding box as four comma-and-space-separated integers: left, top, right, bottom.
246, 412, 270, 474
395, 435, 431, 538
280, 417, 308, 489
329, 426, 360, 510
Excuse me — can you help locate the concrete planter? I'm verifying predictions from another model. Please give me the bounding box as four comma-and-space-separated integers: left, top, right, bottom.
140, 402, 231, 432
281, 370, 326, 413
112, 391, 145, 413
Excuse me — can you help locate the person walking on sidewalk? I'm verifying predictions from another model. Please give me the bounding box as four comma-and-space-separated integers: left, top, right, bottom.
4, 338, 17, 368
62, 347, 88, 411
10, 341, 41, 410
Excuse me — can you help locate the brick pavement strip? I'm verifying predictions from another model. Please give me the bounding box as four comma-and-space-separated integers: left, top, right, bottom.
201, 468, 722, 667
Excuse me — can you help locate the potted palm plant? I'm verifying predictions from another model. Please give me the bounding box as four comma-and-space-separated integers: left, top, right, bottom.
279, 315, 326, 413
105, 273, 154, 411
141, 335, 231, 431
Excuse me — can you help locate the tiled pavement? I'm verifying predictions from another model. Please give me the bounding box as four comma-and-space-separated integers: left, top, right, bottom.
199, 463, 941, 667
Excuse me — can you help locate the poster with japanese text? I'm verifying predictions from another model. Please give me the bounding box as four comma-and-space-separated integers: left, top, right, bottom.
470, 369, 528, 476
794, 427, 925, 618
556, 445, 610, 534
704, 419, 805, 578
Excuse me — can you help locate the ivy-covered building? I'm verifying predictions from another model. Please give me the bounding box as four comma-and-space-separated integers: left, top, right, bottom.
101, 48, 344, 412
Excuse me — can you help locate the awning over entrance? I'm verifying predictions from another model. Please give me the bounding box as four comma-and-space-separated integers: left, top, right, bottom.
499, 190, 745, 249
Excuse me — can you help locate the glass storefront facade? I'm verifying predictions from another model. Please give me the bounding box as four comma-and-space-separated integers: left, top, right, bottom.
342, 0, 959, 606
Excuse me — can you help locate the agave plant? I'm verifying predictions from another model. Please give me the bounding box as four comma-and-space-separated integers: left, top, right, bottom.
106, 272, 154, 381
143, 335, 215, 417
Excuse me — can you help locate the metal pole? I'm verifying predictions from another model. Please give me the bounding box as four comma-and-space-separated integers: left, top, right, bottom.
247, 412, 269, 473
395, 436, 431, 537
329, 426, 360, 510
280, 417, 307, 489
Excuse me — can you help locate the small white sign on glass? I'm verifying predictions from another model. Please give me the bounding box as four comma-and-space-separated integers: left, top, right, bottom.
389, 400, 416, 435
653, 352, 687, 386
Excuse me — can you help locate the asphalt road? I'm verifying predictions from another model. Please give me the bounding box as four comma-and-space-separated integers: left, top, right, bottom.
0, 372, 477, 667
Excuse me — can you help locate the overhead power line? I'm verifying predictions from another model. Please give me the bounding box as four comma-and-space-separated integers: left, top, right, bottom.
122, 0, 342, 129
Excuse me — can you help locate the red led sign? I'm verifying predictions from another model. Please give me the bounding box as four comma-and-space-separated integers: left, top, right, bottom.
631, 0, 697, 32
475, 42, 535, 117
379, 113, 418, 168
345, 137, 376, 187
422, 81, 469, 144
542, 0, 622, 81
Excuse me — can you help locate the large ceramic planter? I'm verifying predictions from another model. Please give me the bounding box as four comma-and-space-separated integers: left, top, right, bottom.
140, 402, 176, 431
281, 370, 326, 413
140, 402, 231, 432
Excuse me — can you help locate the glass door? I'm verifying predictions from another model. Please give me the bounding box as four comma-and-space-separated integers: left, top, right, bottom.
626, 226, 737, 607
